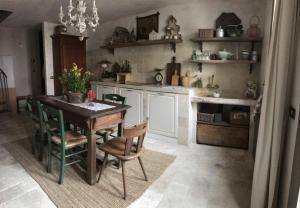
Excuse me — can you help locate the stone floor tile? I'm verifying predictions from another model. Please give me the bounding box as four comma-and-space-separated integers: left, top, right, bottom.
1, 113, 253, 208
3, 189, 56, 208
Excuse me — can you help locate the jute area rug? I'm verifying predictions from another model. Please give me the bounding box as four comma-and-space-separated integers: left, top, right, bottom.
4, 139, 175, 208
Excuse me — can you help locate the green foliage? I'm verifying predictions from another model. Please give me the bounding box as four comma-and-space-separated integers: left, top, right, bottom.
59, 63, 92, 94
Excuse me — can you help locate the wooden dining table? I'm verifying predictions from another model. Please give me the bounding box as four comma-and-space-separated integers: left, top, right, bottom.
36, 95, 131, 185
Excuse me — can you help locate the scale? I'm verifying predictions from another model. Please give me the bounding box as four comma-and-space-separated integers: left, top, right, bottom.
154, 69, 164, 85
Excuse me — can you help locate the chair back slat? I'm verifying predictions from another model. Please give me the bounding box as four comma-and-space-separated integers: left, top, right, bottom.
102, 94, 126, 104
42, 105, 65, 145
123, 119, 148, 155
26, 98, 43, 125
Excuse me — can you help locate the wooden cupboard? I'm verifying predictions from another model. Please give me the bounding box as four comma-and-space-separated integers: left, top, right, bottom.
52, 34, 87, 95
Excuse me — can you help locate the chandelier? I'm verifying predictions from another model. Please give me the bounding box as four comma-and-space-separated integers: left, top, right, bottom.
59, 0, 99, 40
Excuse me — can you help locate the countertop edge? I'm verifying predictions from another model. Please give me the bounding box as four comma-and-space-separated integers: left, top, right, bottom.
90, 81, 192, 95
191, 96, 257, 106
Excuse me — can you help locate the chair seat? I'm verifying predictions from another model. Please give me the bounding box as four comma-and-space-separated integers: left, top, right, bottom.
51, 131, 87, 149
99, 137, 141, 161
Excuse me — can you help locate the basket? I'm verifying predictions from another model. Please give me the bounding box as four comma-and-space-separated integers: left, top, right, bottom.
198, 112, 214, 123
229, 111, 249, 125
198, 29, 215, 38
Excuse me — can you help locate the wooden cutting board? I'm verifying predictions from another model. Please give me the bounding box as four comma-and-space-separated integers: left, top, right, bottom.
171, 70, 180, 86
166, 57, 181, 85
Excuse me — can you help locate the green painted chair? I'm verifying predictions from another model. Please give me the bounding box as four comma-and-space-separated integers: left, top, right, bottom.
96, 94, 126, 143
42, 105, 88, 184
26, 98, 45, 161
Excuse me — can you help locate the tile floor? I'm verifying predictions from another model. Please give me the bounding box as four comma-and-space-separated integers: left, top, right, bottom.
0, 113, 254, 208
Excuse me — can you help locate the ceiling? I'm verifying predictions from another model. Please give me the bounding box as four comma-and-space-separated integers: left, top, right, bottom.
0, 0, 197, 28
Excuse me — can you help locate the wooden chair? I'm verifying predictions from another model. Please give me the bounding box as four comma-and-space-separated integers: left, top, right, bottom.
96, 94, 126, 143
26, 98, 45, 161
97, 120, 148, 199
42, 104, 88, 184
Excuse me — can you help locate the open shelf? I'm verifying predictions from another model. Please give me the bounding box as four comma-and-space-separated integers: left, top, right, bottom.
191, 37, 262, 42
197, 120, 249, 129
190, 59, 258, 73
190, 59, 257, 64
190, 36, 263, 74
101, 39, 183, 54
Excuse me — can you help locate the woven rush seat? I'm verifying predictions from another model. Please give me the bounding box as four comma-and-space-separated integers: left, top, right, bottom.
52, 131, 87, 149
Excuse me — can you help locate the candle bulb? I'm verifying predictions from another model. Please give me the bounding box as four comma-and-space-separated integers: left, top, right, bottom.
59, 4, 64, 21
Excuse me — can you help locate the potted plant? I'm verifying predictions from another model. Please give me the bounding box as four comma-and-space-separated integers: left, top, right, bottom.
59, 63, 92, 103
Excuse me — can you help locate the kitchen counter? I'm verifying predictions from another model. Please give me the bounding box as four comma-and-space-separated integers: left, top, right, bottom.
190, 94, 258, 157
191, 96, 257, 106
90, 81, 192, 95
91, 81, 194, 145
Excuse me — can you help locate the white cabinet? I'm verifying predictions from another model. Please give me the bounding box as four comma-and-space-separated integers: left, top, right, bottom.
119, 88, 143, 126
96, 85, 116, 100
91, 83, 180, 141
146, 92, 178, 138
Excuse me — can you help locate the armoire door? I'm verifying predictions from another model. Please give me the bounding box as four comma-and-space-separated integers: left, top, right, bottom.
52, 34, 86, 95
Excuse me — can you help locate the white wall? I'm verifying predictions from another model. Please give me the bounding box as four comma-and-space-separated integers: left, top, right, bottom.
0, 27, 32, 96
86, 0, 265, 97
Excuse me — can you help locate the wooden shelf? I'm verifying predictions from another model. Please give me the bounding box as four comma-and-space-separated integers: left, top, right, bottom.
191, 37, 262, 42
190, 59, 257, 64
197, 120, 249, 129
190, 59, 258, 73
101, 39, 183, 54
190, 36, 262, 74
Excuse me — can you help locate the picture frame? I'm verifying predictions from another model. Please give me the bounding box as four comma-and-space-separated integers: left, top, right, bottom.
136, 12, 160, 40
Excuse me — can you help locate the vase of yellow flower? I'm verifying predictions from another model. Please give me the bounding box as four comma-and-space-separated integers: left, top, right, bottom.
59, 63, 92, 103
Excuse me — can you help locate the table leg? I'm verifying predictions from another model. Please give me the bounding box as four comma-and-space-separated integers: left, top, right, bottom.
114, 113, 126, 169
87, 129, 97, 185
118, 121, 124, 137
118, 111, 126, 137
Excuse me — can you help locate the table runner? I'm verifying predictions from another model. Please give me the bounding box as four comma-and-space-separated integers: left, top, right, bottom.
53, 96, 115, 111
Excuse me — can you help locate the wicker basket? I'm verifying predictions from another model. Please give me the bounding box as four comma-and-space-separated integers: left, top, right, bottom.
198, 112, 214, 123
199, 29, 215, 38
229, 111, 249, 125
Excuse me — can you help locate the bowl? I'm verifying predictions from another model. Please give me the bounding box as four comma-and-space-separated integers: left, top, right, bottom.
213, 92, 221, 98
224, 25, 243, 37
218, 50, 233, 60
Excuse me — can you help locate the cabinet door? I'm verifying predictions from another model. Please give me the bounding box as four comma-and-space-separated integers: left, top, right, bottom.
147, 92, 178, 138
52, 34, 86, 95
96, 85, 116, 100
119, 88, 143, 126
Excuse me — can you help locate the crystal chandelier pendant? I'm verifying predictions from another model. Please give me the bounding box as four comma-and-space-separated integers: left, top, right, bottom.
59, 0, 100, 41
